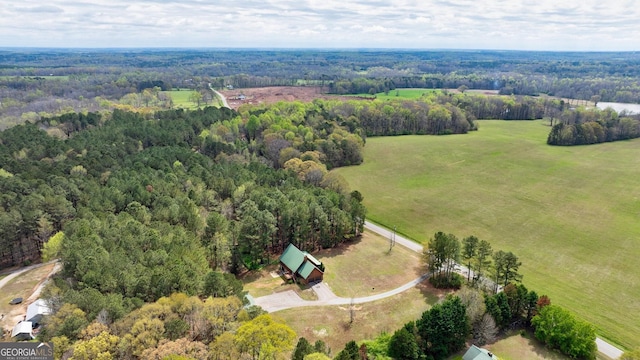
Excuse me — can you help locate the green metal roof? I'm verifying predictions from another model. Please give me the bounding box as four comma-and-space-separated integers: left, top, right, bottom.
280, 243, 324, 280
463, 346, 497, 360
297, 260, 320, 279
279, 243, 306, 273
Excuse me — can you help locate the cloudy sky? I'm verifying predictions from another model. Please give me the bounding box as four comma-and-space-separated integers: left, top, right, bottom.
1, 0, 639, 50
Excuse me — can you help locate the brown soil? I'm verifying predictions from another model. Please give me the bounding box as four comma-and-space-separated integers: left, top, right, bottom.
220, 86, 357, 110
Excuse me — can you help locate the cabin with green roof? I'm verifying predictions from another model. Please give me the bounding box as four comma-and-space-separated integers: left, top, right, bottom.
279, 243, 324, 285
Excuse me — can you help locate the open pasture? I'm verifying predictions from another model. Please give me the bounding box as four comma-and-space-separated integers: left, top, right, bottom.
334, 120, 640, 349
347, 88, 441, 100
162, 89, 200, 110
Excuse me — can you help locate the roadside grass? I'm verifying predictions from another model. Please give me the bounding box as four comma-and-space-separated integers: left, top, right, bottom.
276, 284, 444, 354
0, 263, 55, 333
333, 120, 640, 350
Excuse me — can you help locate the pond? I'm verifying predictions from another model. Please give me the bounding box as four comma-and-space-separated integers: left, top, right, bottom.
596, 101, 640, 114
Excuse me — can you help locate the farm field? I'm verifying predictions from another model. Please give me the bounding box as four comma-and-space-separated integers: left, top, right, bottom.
333, 120, 640, 350
347, 88, 441, 100
162, 89, 202, 110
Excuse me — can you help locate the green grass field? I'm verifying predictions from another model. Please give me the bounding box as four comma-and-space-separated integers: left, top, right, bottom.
334, 120, 640, 350
162, 89, 202, 110
347, 88, 442, 100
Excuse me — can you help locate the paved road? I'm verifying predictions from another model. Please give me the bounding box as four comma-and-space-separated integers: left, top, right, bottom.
254, 274, 430, 312
364, 221, 624, 360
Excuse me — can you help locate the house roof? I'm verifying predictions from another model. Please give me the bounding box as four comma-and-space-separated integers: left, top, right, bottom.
26, 299, 51, 322
304, 253, 322, 267
279, 244, 306, 273
463, 345, 498, 360
298, 260, 322, 279
11, 322, 34, 338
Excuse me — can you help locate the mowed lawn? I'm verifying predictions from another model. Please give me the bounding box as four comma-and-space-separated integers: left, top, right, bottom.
277, 286, 442, 353
319, 231, 423, 297
243, 230, 424, 299
334, 120, 640, 350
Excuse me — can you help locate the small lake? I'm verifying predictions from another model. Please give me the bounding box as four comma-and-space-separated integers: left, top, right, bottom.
596, 102, 640, 114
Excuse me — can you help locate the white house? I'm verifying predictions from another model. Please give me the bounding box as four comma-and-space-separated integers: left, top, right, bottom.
26, 299, 51, 327
11, 321, 34, 341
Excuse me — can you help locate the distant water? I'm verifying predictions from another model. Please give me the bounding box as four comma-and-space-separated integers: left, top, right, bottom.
596, 102, 640, 115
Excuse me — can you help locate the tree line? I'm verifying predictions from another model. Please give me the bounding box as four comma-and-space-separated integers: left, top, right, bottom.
547, 106, 640, 145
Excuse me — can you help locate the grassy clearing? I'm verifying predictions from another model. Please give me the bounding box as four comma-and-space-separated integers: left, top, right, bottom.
162, 89, 200, 110
319, 231, 423, 297
277, 284, 446, 354
242, 231, 423, 299
460, 330, 570, 360
333, 120, 640, 349
346, 88, 442, 100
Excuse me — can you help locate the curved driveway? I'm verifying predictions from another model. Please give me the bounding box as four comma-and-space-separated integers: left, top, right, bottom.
253, 221, 624, 359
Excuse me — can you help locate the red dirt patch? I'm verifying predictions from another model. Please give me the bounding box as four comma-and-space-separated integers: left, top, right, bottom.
220, 86, 357, 110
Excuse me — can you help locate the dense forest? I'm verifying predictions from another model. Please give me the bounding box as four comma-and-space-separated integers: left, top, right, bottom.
2, 49, 640, 129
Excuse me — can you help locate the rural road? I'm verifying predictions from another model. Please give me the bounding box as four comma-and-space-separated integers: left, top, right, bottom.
363, 221, 624, 360
208, 84, 230, 108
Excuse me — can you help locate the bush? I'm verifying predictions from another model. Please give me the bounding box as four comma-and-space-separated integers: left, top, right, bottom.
429, 273, 463, 289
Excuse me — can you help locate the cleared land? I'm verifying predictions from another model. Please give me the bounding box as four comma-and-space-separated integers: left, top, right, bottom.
333, 120, 640, 350
243, 231, 423, 299
219, 86, 355, 110
244, 230, 441, 351
0, 263, 56, 336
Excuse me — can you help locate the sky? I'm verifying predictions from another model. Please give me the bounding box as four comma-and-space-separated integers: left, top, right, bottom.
1, 0, 639, 51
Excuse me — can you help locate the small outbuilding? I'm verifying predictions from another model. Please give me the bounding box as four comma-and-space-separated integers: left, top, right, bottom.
11, 321, 34, 341
462, 345, 499, 360
26, 299, 51, 327
279, 243, 324, 285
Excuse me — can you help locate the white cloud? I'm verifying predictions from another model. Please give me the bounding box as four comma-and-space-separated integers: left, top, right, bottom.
0, 0, 638, 50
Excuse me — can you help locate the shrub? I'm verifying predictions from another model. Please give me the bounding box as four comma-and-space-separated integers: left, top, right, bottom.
429, 273, 463, 289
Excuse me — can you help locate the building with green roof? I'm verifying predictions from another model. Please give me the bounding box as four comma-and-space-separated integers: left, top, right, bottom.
279, 243, 324, 284
462, 345, 499, 360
